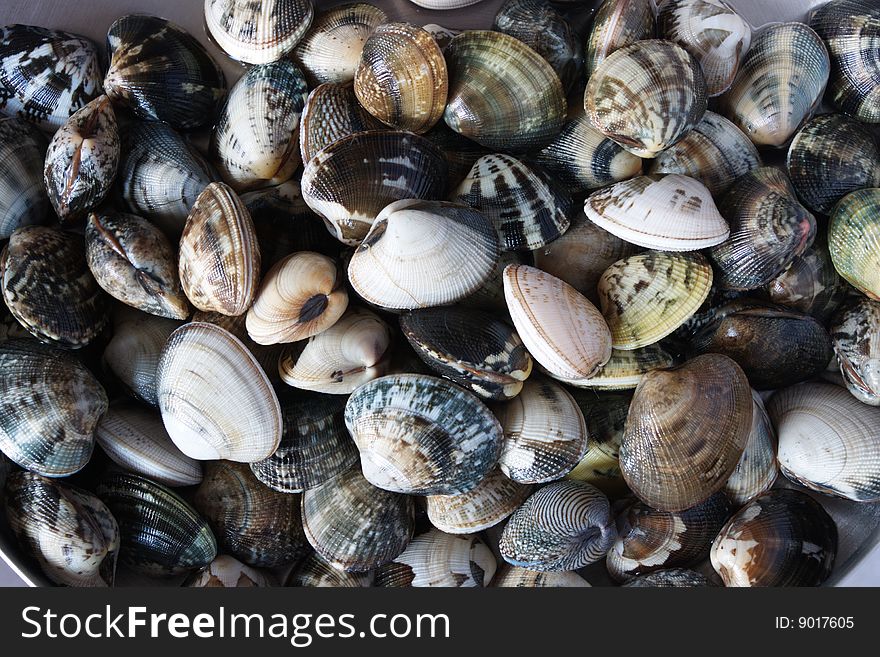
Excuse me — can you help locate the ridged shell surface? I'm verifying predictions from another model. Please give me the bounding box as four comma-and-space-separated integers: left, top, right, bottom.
375, 529, 496, 587
0, 117, 48, 239
204, 0, 314, 64
492, 565, 590, 587
285, 552, 372, 587
192, 309, 284, 383
299, 82, 384, 165
765, 241, 847, 322
832, 299, 880, 405
564, 391, 630, 495
558, 344, 679, 391
723, 390, 777, 505
426, 467, 531, 534
184, 555, 276, 587
584, 0, 655, 79
828, 188, 880, 300
621, 568, 712, 587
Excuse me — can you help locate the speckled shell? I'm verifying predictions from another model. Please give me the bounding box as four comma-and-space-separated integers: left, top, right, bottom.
607, 492, 730, 581
300, 130, 447, 245
0, 24, 102, 132
1, 226, 109, 348
585, 0, 655, 79
720, 22, 830, 147
620, 353, 753, 512
210, 61, 308, 192
301, 465, 415, 572
348, 199, 499, 310
504, 264, 613, 381
564, 391, 630, 496
558, 344, 679, 391
787, 114, 880, 215
117, 121, 220, 237
245, 251, 348, 345
832, 299, 880, 405
4, 472, 118, 587
646, 111, 762, 197
710, 489, 837, 587
299, 82, 384, 165
723, 390, 777, 505
104, 15, 226, 130
375, 529, 496, 587
250, 390, 357, 493
443, 30, 567, 151
765, 241, 848, 322
426, 467, 531, 534
584, 40, 708, 159
598, 251, 712, 350
452, 154, 572, 252
156, 322, 282, 462
344, 374, 503, 495
285, 552, 372, 587
43, 95, 117, 222
621, 568, 712, 587
85, 212, 190, 320
193, 461, 308, 567
178, 182, 261, 317
0, 117, 48, 239
184, 555, 276, 587
95, 401, 202, 488
828, 188, 880, 300
204, 0, 314, 64
584, 174, 729, 251
96, 472, 217, 577
499, 480, 616, 571
492, 564, 591, 587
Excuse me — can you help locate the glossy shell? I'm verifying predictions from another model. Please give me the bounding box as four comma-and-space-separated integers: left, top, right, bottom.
374, 529, 496, 587
285, 552, 372, 587
723, 390, 778, 505
765, 241, 848, 322
204, 0, 314, 64
0, 117, 48, 239
828, 188, 880, 300
492, 565, 590, 587
832, 299, 880, 405
584, 0, 655, 79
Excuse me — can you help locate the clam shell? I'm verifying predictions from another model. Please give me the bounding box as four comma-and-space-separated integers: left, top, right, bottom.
4, 471, 118, 587
375, 529, 496, 587
421, 24, 460, 52
423, 121, 490, 190
723, 390, 778, 505
348, 199, 499, 310
584, 0, 655, 79
300, 130, 447, 245
443, 30, 566, 151
492, 565, 590, 587
584, 174, 729, 251
96, 472, 217, 577
720, 22, 830, 147
344, 373, 503, 495
598, 251, 712, 350
557, 344, 679, 391
765, 240, 848, 322
621, 568, 712, 587
832, 299, 880, 405
299, 82, 384, 165
43, 95, 118, 222
301, 465, 415, 572
1, 226, 109, 348
193, 309, 284, 383
85, 212, 190, 320
499, 480, 616, 571
156, 322, 282, 462
584, 40, 708, 159
504, 264, 612, 381
204, 0, 314, 64
410, 0, 484, 7
179, 182, 261, 316
564, 391, 631, 496
494, 376, 589, 484
0, 117, 48, 239
104, 15, 226, 130
184, 555, 276, 587
460, 250, 529, 313
210, 61, 308, 192
193, 461, 308, 567
710, 489, 837, 587
828, 188, 880, 300
620, 353, 753, 512
285, 552, 372, 587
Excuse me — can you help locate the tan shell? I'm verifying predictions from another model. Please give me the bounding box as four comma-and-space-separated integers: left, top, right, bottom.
184, 555, 276, 587
492, 564, 591, 587
374, 529, 496, 587
556, 344, 679, 391
723, 390, 778, 505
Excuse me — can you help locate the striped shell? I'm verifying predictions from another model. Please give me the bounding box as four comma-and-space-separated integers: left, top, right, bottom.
299, 82, 384, 165
723, 390, 778, 505
184, 555, 276, 587
374, 529, 496, 587
492, 565, 590, 587
426, 467, 531, 534
622, 568, 712, 587
558, 344, 679, 391
832, 299, 880, 405
828, 188, 880, 300
564, 391, 630, 496
204, 0, 314, 64
286, 552, 372, 587
192, 310, 284, 383
584, 0, 655, 79
0, 117, 48, 239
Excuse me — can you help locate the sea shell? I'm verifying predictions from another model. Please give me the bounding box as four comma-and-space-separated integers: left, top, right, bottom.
723, 390, 778, 505
621, 568, 713, 587
184, 555, 276, 587
459, 250, 529, 313
409, 0, 484, 7
564, 391, 630, 496
375, 529, 496, 587
492, 565, 591, 587
584, 0, 655, 79
191, 309, 284, 382
423, 121, 489, 190
204, 0, 314, 64
828, 188, 880, 300
558, 344, 679, 391
0, 117, 48, 239
285, 552, 372, 587
765, 240, 848, 322
832, 299, 880, 405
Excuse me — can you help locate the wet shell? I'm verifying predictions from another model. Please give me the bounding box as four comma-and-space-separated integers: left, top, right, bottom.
191, 311, 285, 384
400, 306, 532, 401
620, 353, 753, 512
178, 182, 261, 316
710, 488, 837, 587
584, 40, 708, 159
1, 225, 109, 348
765, 240, 848, 322
564, 391, 630, 496
657, 0, 752, 97
156, 322, 282, 462
598, 251, 713, 350
285, 552, 372, 587
43, 95, 117, 222
354, 23, 447, 134
503, 264, 612, 380
204, 0, 314, 64
719, 22, 830, 147
104, 15, 226, 130
301, 465, 415, 572
279, 306, 393, 394
4, 471, 118, 587
584, 0, 655, 79
786, 113, 880, 215
828, 188, 880, 300
584, 174, 729, 251
709, 168, 816, 291
460, 250, 529, 313
95, 401, 203, 488
344, 374, 503, 495
646, 110, 762, 197
492, 565, 590, 587
250, 390, 358, 493
210, 61, 308, 192
499, 480, 616, 571
423, 121, 490, 190
723, 390, 777, 505
494, 377, 589, 484
300, 130, 447, 245
0, 117, 48, 239
96, 472, 217, 577
193, 461, 308, 567
452, 154, 572, 252
375, 529, 496, 587
426, 467, 531, 534
420, 24, 460, 52
0, 24, 102, 132
559, 344, 679, 391
832, 299, 880, 405
621, 568, 712, 587
85, 212, 190, 320
299, 82, 384, 165
443, 30, 567, 151
184, 555, 276, 587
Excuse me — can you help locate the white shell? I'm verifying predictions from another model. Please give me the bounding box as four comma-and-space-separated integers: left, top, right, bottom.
376, 529, 496, 587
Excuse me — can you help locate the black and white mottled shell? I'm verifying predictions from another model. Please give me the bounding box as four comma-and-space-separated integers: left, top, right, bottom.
832, 299, 880, 406
285, 552, 372, 587
299, 82, 384, 165
0, 117, 48, 239
205, 0, 314, 65
584, 0, 655, 80
765, 240, 848, 322
0, 24, 102, 132
492, 564, 591, 587
621, 568, 713, 587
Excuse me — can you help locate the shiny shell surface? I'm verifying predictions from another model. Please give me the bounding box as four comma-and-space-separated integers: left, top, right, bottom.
0, 117, 48, 240
828, 188, 880, 300
832, 299, 880, 405
723, 390, 778, 505
426, 467, 531, 534
204, 0, 314, 64
374, 529, 496, 587
584, 0, 655, 79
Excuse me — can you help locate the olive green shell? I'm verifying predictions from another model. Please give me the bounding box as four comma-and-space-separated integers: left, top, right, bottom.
828, 188, 880, 300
